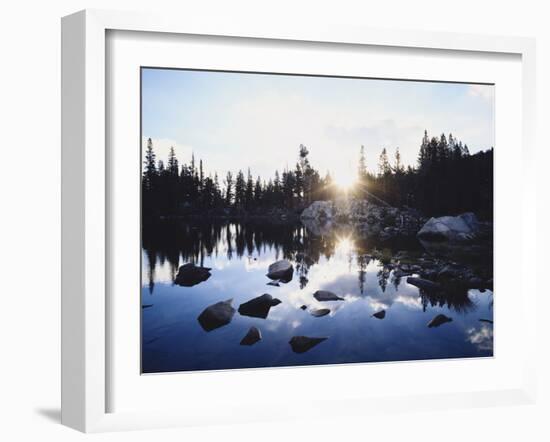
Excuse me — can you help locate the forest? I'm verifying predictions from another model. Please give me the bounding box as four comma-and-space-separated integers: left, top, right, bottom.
142, 130, 493, 221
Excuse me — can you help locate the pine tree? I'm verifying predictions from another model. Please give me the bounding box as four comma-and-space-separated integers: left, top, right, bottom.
437, 133, 449, 162
143, 138, 157, 191
254, 176, 263, 206
294, 163, 303, 204
358, 145, 367, 185
418, 130, 429, 168
273, 170, 282, 206
235, 170, 245, 208
199, 159, 204, 190
224, 171, 233, 206
167, 146, 178, 175
378, 148, 391, 176
214, 173, 222, 207
394, 148, 404, 174
245, 168, 254, 209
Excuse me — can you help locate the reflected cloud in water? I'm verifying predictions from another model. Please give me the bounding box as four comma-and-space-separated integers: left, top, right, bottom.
466, 323, 493, 351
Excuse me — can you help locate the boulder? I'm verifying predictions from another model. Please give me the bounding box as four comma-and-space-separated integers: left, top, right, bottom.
238, 294, 282, 319
175, 263, 212, 287
417, 213, 480, 242
313, 290, 344, 302
310, 308, 331, 317
197, 299, 235, 331
289, 336, 328, 354
300, 201, 334, 220
266, 260, 294, 282
301, 200, 424, 239
406, 277, 442, 292
427, 314, 453, 328
240, 326, 262, 345
372, 310, 386, 319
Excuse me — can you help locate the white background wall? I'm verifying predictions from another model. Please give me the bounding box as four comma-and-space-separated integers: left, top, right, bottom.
0, 0, 548, 440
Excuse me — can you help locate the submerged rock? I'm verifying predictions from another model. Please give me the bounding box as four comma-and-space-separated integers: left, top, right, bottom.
427, 314, 453, 328
175, 263, 212, 287
372, 310, 386, 319
238, 294, 282, 319
266, 260, 294, 282
417, 213, 479, 242
289, 336, 328, 354
267, 280, 280, 287
479, 318, 494, 324
313, 290, 344, 302
406, 277, 442, 292
197, 299, 235, 331
310, 308, 331, 317
240, 326, 262, 345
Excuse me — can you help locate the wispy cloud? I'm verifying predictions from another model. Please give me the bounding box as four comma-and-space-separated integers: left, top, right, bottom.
467, 84, 494, 103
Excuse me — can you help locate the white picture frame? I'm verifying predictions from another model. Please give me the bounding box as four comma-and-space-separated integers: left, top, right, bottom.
61, 9, 538, 433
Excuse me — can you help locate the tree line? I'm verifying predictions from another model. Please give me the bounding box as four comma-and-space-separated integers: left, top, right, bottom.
142, 130, 493, 219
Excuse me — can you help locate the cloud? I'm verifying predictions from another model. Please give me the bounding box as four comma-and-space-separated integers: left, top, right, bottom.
467, 84, 494, 103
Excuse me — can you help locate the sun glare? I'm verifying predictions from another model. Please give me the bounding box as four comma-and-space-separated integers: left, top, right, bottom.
335, 236, 355, 255
334, 173, 356, 192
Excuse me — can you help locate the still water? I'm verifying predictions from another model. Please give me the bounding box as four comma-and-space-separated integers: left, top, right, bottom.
141, 220, 493, 373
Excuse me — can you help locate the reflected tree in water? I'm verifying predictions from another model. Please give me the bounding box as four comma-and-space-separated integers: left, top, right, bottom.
143, 219, 482, 315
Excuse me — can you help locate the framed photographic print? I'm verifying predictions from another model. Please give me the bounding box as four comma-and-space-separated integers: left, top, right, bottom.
62, 9, 538, 432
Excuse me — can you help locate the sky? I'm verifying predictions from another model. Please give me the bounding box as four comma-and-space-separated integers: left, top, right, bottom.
141, 68, 494, 184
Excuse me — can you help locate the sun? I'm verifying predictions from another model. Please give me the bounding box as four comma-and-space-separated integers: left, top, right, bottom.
333, 172, 357, 192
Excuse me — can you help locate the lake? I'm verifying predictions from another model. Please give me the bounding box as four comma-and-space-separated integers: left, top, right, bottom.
141, 219, 493, 373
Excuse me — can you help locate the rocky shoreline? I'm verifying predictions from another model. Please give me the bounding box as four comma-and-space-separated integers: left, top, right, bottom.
300, 199, 492, 243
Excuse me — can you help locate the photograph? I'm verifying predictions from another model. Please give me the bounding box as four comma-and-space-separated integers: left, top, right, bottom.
140, 68, 494, 373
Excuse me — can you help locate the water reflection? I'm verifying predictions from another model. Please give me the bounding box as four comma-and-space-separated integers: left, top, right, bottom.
141, 219, 493, 373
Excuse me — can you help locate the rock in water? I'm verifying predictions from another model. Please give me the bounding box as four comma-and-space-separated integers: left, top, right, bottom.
372, 310, 386, 319
267, 281, 280, 287
266, 260, 294, 282
406, 277, 442, 292
300, 305, 307, 310
417, 213, 479, 242
238, 294, 282, 319
310, 308, 330, 317
313, 290, 344, 302
197, 299, 235, 331
240, 326, 262, 345
289, 336, 328, 354
427, 314, 453, 328
175, 263, 212, 287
